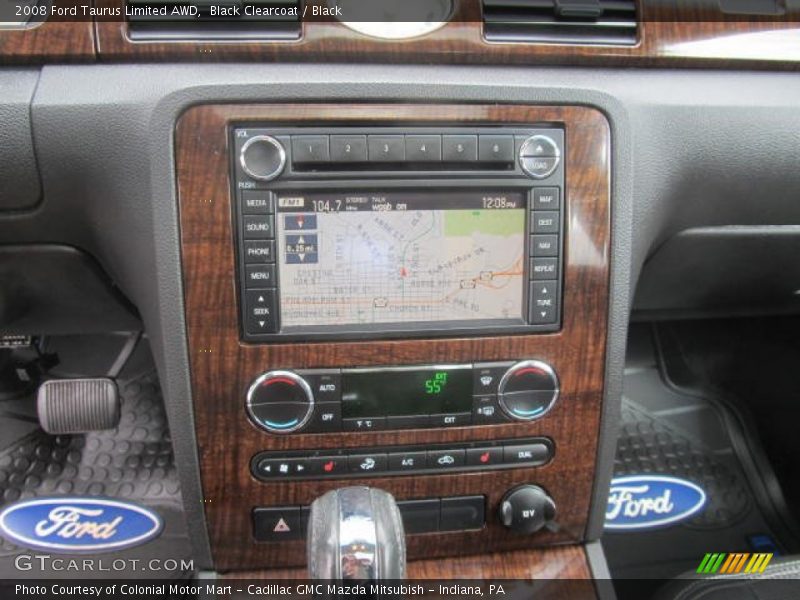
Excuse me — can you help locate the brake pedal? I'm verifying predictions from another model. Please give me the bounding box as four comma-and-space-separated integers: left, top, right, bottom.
36, 378, 120, 434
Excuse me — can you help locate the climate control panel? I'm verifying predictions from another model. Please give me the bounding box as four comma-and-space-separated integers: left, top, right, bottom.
245, 360, 559, 435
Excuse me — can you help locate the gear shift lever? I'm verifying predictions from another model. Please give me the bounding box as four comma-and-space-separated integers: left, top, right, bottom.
307, 487, 406, 580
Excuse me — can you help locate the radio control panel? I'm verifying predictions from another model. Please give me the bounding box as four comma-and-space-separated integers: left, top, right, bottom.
245, 360, 559, 435
231, 126, 565, 342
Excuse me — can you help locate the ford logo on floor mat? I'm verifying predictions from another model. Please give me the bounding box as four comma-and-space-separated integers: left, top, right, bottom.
0, 497, 162, 553
605, 475, 707, 531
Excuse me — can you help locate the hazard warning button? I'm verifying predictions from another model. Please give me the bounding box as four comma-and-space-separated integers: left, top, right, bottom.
252, 506, 304, 541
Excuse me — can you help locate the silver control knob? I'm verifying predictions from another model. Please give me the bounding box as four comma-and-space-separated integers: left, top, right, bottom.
245, 370, 314, 434
518, 135, 560, 179
239, 135, 286, 181
498, 360, 559, 421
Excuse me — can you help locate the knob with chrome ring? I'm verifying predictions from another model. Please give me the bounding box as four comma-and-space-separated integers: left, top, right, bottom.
246, 371, 314, 434
497, 360, 559, 421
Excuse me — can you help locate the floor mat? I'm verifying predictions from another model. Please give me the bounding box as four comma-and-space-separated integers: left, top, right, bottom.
604, 324, 794, 597
0, 338, 193, 579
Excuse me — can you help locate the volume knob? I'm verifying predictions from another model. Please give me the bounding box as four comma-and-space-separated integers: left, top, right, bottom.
246, 371, 314, 434
239, 135, 286, 182
498, 360, 559, 421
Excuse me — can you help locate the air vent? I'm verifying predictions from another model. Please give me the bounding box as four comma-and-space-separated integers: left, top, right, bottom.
482, 0, 638, 45
126, 0, 302, 41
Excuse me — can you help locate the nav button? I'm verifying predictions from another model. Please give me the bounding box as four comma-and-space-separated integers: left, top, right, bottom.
245, 289, 278, 333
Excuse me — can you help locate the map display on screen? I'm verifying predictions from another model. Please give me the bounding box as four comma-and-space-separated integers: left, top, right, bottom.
275, 190, 526, 329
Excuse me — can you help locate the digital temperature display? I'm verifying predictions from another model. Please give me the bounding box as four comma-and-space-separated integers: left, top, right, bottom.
341, 366, 472, 419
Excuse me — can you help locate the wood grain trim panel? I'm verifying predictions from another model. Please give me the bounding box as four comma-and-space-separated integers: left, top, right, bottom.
176, 104, 611, 571
0, 21, 95, 64
97, 0, 800, 67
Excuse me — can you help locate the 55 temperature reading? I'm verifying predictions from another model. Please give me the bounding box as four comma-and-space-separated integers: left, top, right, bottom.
425, 372, 448, 395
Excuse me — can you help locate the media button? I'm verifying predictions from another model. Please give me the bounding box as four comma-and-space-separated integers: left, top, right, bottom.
430, 413, 471, 428
427, 449, 465, 469
388, 451, 427, 472
342, 417, 385, 432
244, 240, 276, 264
466, 446, 503, 467
241, 190, 274, 215
348, 453, 387, 474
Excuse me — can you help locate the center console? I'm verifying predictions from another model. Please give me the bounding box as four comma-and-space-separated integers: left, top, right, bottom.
176, 103, 611, 571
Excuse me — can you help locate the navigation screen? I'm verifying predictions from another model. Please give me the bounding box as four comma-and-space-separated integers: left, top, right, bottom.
275, 190, 526, 329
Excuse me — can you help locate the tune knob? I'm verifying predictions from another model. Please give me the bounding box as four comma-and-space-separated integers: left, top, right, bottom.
239, 135, 287, 181
497, 360, 559, 421
499, 485, 557, 534
246, 371, 314, 434
518, 135, 560, 179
